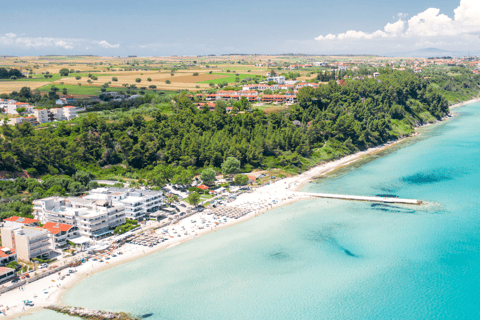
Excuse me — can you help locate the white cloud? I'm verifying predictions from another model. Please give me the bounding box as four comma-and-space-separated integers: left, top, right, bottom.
315, 33, 336, 41
0, 33, 120, 50
95, 40, 120, 49
315, 0, 480, 41
384, 19, 405, 35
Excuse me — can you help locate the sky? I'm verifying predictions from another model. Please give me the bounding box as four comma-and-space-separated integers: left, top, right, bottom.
0, 0, 478, 56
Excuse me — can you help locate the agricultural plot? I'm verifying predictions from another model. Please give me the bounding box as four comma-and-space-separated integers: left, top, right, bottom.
0, 81, 51, 94
197, 73, 254, 84
37, 84, 127, 96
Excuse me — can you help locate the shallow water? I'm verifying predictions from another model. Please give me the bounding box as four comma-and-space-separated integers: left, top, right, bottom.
21, 104, 480, 319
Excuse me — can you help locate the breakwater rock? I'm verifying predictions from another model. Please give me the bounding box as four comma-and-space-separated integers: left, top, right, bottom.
46, 305, 140, 320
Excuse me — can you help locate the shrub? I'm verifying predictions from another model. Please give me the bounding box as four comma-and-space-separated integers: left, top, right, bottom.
75, 76, 81, 80
193, 72, 199, 76
147, 78, 152, 82
234, 174, 249, 185
135, 78, 141, 83
112, 77, 118, 81
166, 80, 171, 84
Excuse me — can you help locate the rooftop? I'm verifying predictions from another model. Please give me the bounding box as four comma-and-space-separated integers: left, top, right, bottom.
42, 222, 74, 235
4, 216, 39, 225
0, 267, 15, 275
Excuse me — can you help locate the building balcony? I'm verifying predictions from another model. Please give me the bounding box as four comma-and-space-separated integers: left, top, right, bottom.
29, 237, 49, 245
30, 247, 51, 257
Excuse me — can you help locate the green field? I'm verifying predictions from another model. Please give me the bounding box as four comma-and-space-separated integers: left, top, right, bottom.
0, 72, 116, 83
37, 84, 176, 96
197, 73, 257, 84
0, 74, 64, 82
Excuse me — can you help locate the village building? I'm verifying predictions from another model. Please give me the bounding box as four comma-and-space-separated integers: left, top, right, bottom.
1, 226, 52, 261
86, 187, 165, 221
0, 247, 17, 266
42, 222, 80, 249
33, 197, 126, 239
0, 267, 16, 284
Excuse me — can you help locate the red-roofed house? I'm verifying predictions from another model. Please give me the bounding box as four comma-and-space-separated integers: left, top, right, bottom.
0, 247, 17, 266
197, 185, 210, 190
196, 102, 216, 111
42, 222, 79, 248
4, 216, 39, 228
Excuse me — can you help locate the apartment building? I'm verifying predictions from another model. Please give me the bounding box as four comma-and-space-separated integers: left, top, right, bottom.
1, 226, 52, 261
49, 108, 66, 121
42, 222, 79, 249
63, 106, 77, 120
86, 187, 165, 221
261, 95, 297, 103
6, 102, 33, 115
34, 109, 49, 123
32, 197, 126, 239
266, 76, 286, 84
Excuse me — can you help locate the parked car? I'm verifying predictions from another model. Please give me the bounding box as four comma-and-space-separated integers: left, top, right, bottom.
179, 203, 186, 208
39, 263, 48, 269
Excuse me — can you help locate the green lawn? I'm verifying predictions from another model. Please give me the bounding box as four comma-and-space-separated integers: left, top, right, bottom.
0, 74, 63, 82
197, 73, 257, 84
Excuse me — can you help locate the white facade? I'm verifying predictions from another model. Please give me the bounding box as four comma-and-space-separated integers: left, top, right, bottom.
34, 109, 49, 123
9, 118, 25, 125
266, 76, 285, 84
50, 108, 66, 121
1, 227, 52, 261
33, 197, 126, 239
87, 187, 165, 220
63, 106, 77, 120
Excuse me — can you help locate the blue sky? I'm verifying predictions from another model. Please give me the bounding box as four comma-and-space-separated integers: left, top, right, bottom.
0, 0, 478, 56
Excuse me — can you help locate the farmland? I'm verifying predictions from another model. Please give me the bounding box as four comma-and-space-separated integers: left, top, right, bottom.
0, 81, 51, 94
197, 73, 254, 84
36, 84, 128, 96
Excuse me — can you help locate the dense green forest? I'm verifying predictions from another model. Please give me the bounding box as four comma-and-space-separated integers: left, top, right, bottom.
1, 68, 479, 220
1, 69, 459, 180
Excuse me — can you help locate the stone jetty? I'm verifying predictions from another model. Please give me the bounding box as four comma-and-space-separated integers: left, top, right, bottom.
46, 305, 140, 320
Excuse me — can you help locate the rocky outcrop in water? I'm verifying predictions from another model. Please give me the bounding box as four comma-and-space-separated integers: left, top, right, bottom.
46, 305, 139, 320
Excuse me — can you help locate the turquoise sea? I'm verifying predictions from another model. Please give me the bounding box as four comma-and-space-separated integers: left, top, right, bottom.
21, 103, 480, 319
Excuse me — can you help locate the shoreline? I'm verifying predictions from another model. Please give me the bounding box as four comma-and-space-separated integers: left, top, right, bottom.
3, 97, 479, 319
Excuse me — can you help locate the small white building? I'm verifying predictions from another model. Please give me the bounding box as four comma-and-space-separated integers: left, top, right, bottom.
0, 267, 16, 284
266, 76, 286, 84
0, 247, 17, 266
50, 107, 66, 121
34, 109, 49, 123
63, 106, 77, 120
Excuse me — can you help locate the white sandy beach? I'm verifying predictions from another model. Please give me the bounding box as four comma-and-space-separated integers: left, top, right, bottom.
0, 139, 405, 319
1, 98, 478, 319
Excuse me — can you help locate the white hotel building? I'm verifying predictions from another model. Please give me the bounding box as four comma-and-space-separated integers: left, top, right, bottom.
33, 197, 126, 239
86, 187, 165, 221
